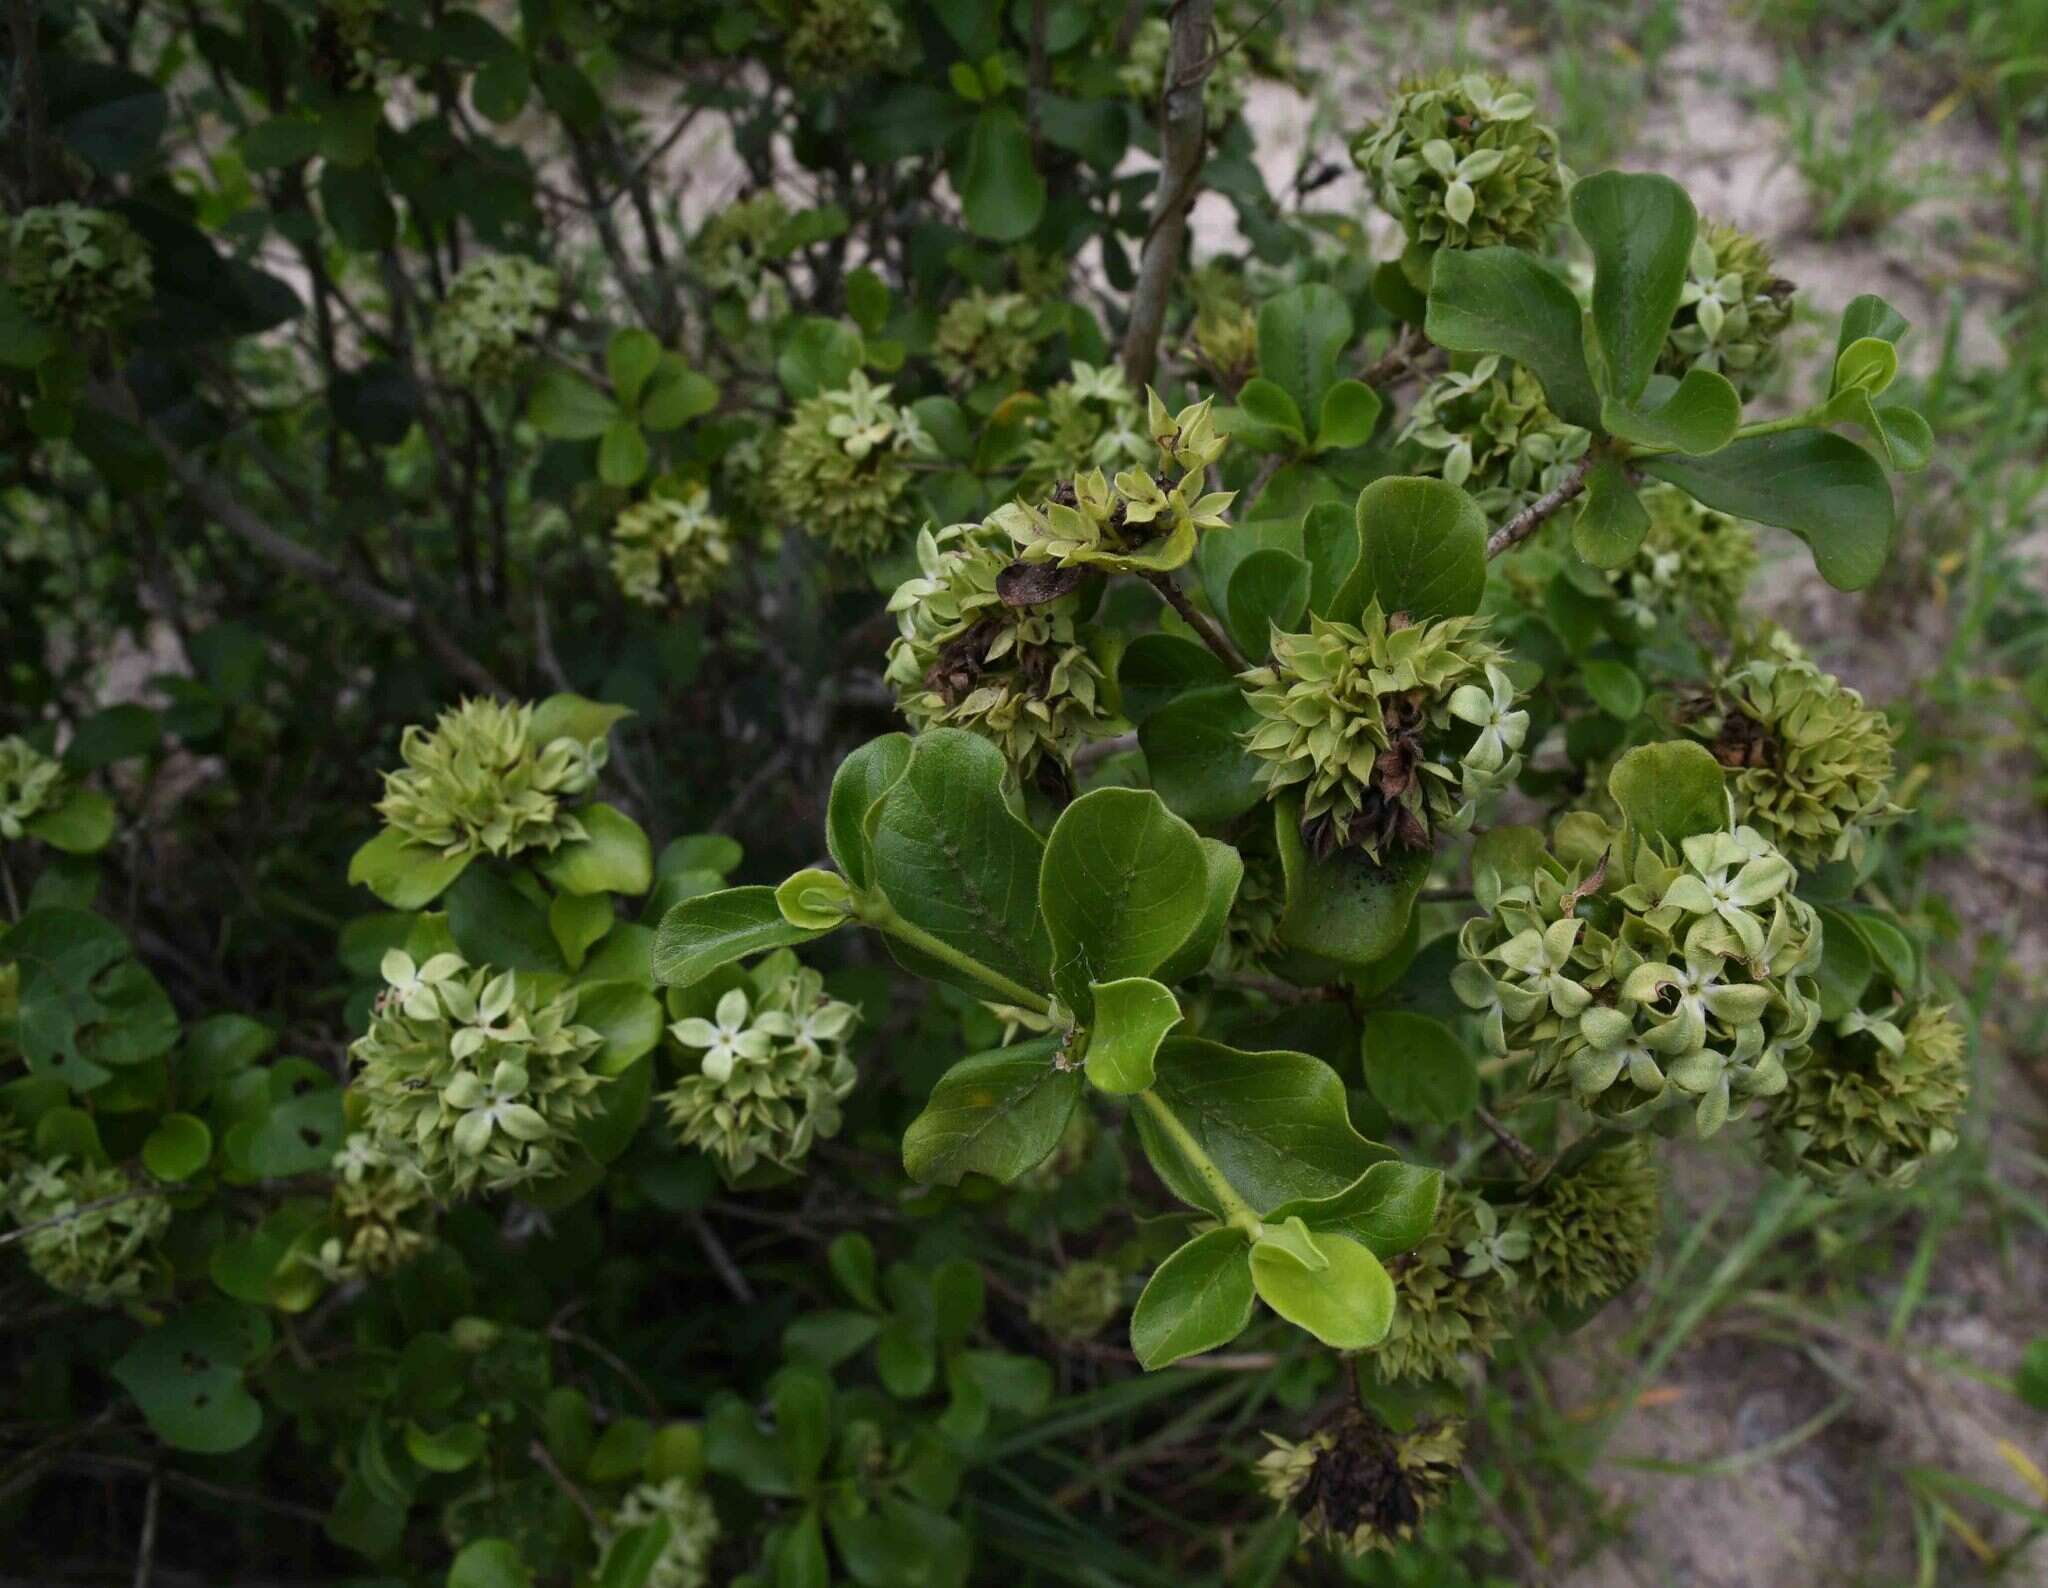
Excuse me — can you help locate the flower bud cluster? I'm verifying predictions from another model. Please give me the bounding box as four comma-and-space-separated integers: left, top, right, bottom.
1121, 17, 1248, 129
782, 0, 904, 84
376, 698, 606, 863
1401, 355, 1589, 516
1604, 484, 1758, 634
428, 255, 559, 385
1017, 362, 1151, 491
610, 485, 734, 608
6, 1155, 167, 1307
4, 204, 152, 334
1660, 220, 1795, 396
934, 288, 1044, 388
1373, 1189, 1514, 1383
0, 736, 65, 841
1517, 1139, 1660, 1312
298, 1132, 437, 1281
1028, 1259, 1124, 1341
768, 372, 933, 558
597, 1478, 721, 1588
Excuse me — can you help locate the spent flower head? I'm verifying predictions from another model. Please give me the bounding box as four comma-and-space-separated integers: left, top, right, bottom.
1256, 1414, 1464, 1556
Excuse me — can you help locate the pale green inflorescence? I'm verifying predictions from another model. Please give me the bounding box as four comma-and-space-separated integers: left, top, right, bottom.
995, 391, 1233, 573
663, 951, 859, 1177
6, 1156, 168, 1306
782, 0, 904, 83
884, 523, 1118, 778
1373, 1189, 1514, 1383
376, 698, 606, 862
348, 950, 608, 1198
1764, 997, 1967, 1190
1456, 822, 1824, 1136
4, 204, 153, 334
1682, 627, 1904, 871
1185, 266, 1259, 387
428, 255, 560, 385
1401, 355, 1589, 516
693, 192, 792, 302
1256, 1417, 1464, 1555
1351, 71, 1564, 268
1028, 1259, 1124, 1341
298, 1133, 437, 1281
1120, 16, 1248, 128
1517, 1140, 1660, 1313
1241, 603, 1527, 862
596, 1478, 721, 1588
934, 288, 1043, 388
767, 372, 933, 558
0, 735, 66, 841
1016, 362, 1151, 494
1604, 484, 1758, 634
1659, 220, 1795, 397
610, 485, 734, 608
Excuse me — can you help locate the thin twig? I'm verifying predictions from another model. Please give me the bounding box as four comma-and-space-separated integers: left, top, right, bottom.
1072, 730, 1140, 773
56, 1455, 328, 1526
1119, 0, 1216, 388
133, 1463, 160, 1588
1475, 1106, 1542, 1177
1358, 325, 1435, 388
0, 1187, 165, 1249
1462, 1461, 1555, 1587
529, 1438, 602, 1530
1144, 570, 1249, 671
688, 1210, 756, 1305
1486, 455, 1594, 559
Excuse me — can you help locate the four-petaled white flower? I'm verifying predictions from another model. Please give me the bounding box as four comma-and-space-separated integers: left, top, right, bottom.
445, 1059, 551, 1157
671, 988, 774, 1083
381, 949, 465, 1020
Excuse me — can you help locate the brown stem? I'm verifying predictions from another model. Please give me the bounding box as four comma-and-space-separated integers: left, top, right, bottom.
1119, 0, 1216, 389
1475, 1106, 1542, 1177
1143, 570, 1249, 671
1486, 455, 1594, 559
0, 1187, 164, 1248
1359, 325, 1435, 388
529, 1439, 602, 1530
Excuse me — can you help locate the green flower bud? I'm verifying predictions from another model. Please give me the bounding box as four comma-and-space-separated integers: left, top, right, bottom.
780, 0, 904, 84
1256, 1412, 1464, 1555
662, 950, 859, 1177
1516, 1140, 1660, 1313
427, 255, 559, 385
6, 1155, 167, 1307
767, 372, 932, 558
1603, 484, 1758, 634
375, 698, 606, 863
1028, 1259, 1124, 1341
1660, 220, 1795, 397
1764, 997, 1966, 1190
1372, 1190, 1511, 1383
1121, 17, 1248, 129
884, 523, 1120, 778
348, 950, 608, 1198
693, 193, 794, 308
4, 204, 152, 335
298, 1132, 436, 1281
1241, 603, 1525, 862
1456, 821, 1824, 1137
1016, 362, 1151, 494
934, 288, 1044, 388
610, 485, 734, 608
1401, 355, 1590, 516
597, 1477, 721, 1588
0, 736, 66, 842
1680, 627, 1904, 871
1351, 71, 1564, 274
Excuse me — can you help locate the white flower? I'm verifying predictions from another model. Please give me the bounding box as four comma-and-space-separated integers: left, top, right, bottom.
445, 1059, 551, 1157
670, 987, 773, 1083
380, 949, 466, 1019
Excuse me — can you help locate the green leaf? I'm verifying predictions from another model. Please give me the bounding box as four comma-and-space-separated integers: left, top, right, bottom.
1813, 905, 1877, 1021
1360, 1010, 1478, 1126
638, 361, 719, 431
607, 328, 663, 409
1833, 294, 1909, 372
846, 267, 892, 336
1151, 838, 1244, 985
530, 694, 635, 745
1236, 377, 1307, 445
1331, 476, 1489, 624
1640, 430, 1895, 591
1571, 171, 1697, 403
472, 51, 532, 123
549, 890, 612, 970
1129, 1228, 1257, 1369
829, 1232, 881, 1309
240, 115, 322, 169
1136, 1037, 1390, 1216
1600, 367, 1741, 455
1607, 741, 1726, 847
652, 888, 832, 986
445, 866, 562, 972
1302, 500, 1361, 618
869, 729, 1050, 999
1040, 788, 1207, 1015
1872, 403, 1933, 472
0, 282, 58, 368
1225, 548, 1311, 659
1257, 285, 1351, 425
1840, 906, 1916, 990
537, 804, 654, 897
24, 789, 116, 854
407, 1420, 488, 1474
1423, 247, 1602, 430
112, 1299, 270, 1454
1119, 634, 1233, 724
955, 105, 1045, 241
143, 1113, 213, 1181
1315, 379, 1382, 453
1581, 658, 1647, 719
598, 419, 650, 487
6, 906, 179, 1091
2015, 1338, 2048, 1412
776, 869, 855, 930
1084, 977, 1181, 1094
575, 982, 665, 1075
1264, 1160, 1443, 1258
526, 368, 619, 440
776, 316, 864, 399
827, 734, 912, 892
1248, 1232, 1395, 1350
1572, 456, 1651, 569
1272, 800, 1429, 972
901, 1038, 1082, 1186
448, 1539, 532, 1588
598, 1522, 671, 1588
1831, 335, 1898, 399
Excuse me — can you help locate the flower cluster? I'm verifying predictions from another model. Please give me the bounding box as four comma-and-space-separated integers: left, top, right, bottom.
1659, 220, 1795, 396
1120, 16, 1248, 128
1516, 1140, 1660, 1313
428, 255, 559, 385
1456, 822, 1823, 1135
299, 1133, 436, 1281
767, 372, 932, 558
692, 193, 792, 305
6, 1156, 167, 1307
996, 392, 1232, 573
4, 204, 152, 334
1351, 71, 1564, 271
781, 0, 903, 83
1028, 1259, 1124, 1341
1241, 603, 1524, 862
663, 951, 859, 1178
1764, 994, 1966, 1189
610, 486, 734, 608
596, 1478, 721, 1588
1603, 484, 1758, 634
1681, 627, 1903, 870
1016, 362, 1151, 491
1373, 1190, 1513, 1383
1256, 1414, 1464, 1555
348, 950, 607, 1198
1185, 267, 1259, 386
0, 736, 65, 841
376, 698, 606, 862
1401, 356, 1589, 516
884, 524, 1118, 778
1213, 837, 1286, 975
934, 288, 1043, 388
